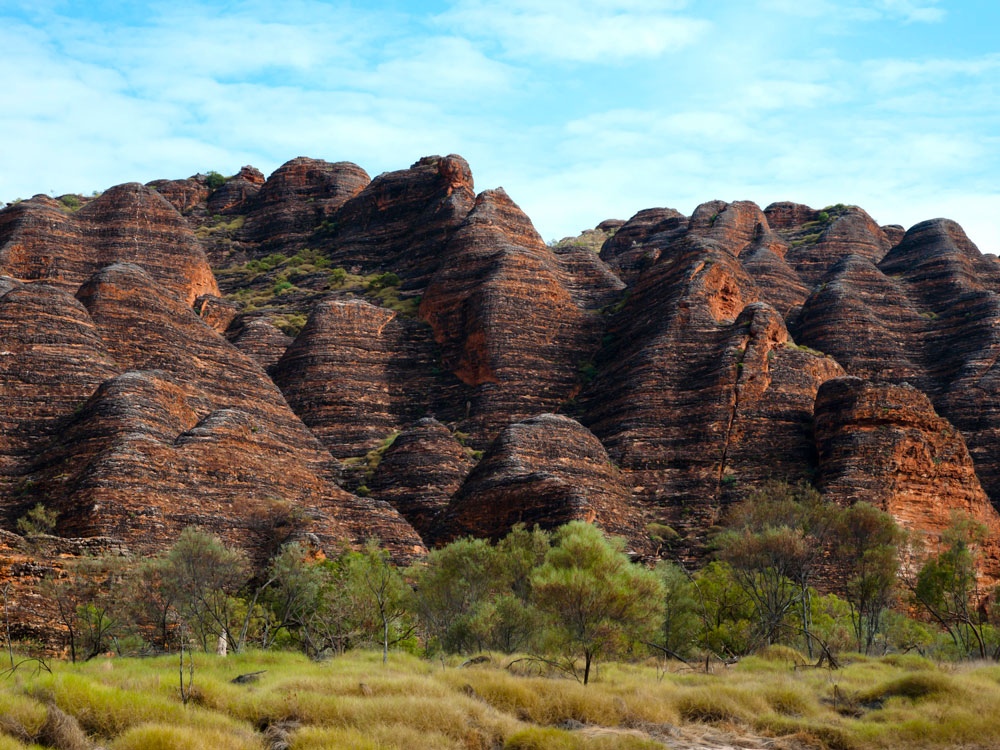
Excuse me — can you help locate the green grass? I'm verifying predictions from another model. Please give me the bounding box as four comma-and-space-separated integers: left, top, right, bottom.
3, 650, 1000, 749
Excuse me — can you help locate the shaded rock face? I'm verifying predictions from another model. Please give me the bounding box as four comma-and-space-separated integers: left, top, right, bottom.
229, 318, 293, 372
273, 299, 445, 458
369, 418, 475, 540
435, 414, 648, 551
207, 166, 266, 215
793, 219, 1000, 506
0, 281, 119, 485
0, 262, 423, 562
0, 185, 219, 303
599, 207, 688, 284
584, 235, 844, 545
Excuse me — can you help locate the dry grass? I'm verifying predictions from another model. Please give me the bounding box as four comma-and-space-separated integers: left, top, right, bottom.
1, 650, 1000, 749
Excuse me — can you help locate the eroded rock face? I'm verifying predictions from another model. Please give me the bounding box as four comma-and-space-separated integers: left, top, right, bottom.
369, 418, 474, 540
241, 157, 371, 253
5, 153, 1000, 582
320, 155, 476, 288
207, 166, 266, 215
229, 318, 293, 372
0, 281, 119, 488
421, 188, 619, 443
815, 377, 1000, 576
0, 262, 423, 561
0, 185, 219, 303
273, 299, 448, 458
435, 414, 648, 551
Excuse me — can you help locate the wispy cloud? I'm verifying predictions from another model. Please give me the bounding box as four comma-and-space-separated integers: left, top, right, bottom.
437, 0, 710, 63
0, 0, 996, 257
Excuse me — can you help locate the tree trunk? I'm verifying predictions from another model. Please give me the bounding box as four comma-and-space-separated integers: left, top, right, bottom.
583, 651, 592, 685
382, 614, 389, 665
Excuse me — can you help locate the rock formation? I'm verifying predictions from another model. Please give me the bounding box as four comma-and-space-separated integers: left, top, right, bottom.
3, 151, 1000, 598
435, 414, 648, 551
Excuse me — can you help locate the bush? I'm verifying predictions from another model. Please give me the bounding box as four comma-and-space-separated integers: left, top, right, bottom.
205, 171, 227, 191
16, 503, 58, 536
367, 272, 400, 291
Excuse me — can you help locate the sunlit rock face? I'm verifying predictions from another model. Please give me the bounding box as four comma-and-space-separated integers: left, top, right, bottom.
3, 155, 1000, 587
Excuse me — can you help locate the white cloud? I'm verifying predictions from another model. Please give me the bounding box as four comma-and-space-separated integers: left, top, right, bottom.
761, 0, 944, 23
437, 0, 710, 63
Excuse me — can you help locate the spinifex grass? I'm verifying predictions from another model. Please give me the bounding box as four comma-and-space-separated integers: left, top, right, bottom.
2, 649, 1000, 749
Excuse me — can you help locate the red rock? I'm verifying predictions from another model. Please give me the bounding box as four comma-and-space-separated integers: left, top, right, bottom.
368, 417, 474, 539
241, 158, 370, 253
598, 207, 687, 284
229, 318, 293, 372
420, 188, 616, 443
320, 155, 475, 288
0, 184, 219, 303
0, 281, 119, 494
194, 294, 240, 333
815, 376, 1000, 576
435, 414, 648, 551
207, 166, 265, 215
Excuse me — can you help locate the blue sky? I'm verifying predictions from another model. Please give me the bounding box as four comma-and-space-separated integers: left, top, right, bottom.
1, 0, 998, 251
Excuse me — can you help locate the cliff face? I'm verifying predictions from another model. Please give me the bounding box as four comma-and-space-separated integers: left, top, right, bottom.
3, 153, 1000, 592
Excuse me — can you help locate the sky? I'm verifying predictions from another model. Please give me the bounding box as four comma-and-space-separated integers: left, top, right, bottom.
1, 0, 998, 251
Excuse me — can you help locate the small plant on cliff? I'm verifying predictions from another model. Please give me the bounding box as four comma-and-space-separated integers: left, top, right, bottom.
58, 195, 81, 212
16, 503, 58, 537
328, 267, 348, 287
204, 171, 227, 190
366, 272, 400, 291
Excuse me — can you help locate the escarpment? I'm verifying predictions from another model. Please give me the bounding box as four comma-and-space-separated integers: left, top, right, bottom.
2, 152, 1000, 589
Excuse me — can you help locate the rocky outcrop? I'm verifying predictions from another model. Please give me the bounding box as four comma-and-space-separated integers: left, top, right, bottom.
6, 152, 1000, 577
793, 219, 1000, 506
229, 318, 293, 372
0, 185, 219, 303
369, 418, 474, 540
241, 158, 371, 253
815, 377, 1000, 575
273, 299, 452, 458
435, 414, 648, 551
0, 263, 425, 559
421, 188, 619, 443
207, 166, 266, 215
319, 155, 476, 288
0, 281, 119, 492
584, 232, 843, 546
599, 207, 687, 285
194, 294, 240, 333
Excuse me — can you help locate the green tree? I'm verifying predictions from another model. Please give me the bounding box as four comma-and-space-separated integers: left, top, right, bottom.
159, 528, 250, 653
344, 540, 411, 664
40, 555, 126, 662
837, 502, 904, 654
530, 522, 663, 684
205, 171, 227, 190
912, 513, 993, 659
407, 525, 549, 654
717, 481, 839, 654
652, 561, 701, 659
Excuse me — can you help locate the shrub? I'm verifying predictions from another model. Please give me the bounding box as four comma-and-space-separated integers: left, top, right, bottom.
329, 267, 348, 287
367, 272, 400, 291
205, 171, 227, 191
16, 503, 58, 536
